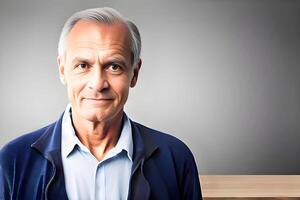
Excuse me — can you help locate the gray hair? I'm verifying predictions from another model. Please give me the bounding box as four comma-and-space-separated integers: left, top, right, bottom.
58, 7, 141, 66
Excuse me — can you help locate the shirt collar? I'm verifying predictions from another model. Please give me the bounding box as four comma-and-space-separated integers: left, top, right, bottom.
61, 104, 133, 162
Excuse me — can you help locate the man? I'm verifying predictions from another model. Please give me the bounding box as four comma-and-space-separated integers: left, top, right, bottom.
0, 7, 202, 200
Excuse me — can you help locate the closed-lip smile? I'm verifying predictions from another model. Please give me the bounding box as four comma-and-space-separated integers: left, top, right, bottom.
85, 98, 112, 100
83, 98, 113, 106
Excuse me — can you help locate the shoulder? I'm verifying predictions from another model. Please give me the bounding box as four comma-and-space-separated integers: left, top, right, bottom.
131, 121, 201, 197
132, 121, 195, 160
0, 123, 55, 163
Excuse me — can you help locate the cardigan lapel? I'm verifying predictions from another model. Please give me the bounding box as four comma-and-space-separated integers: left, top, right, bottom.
128, 121, 159, 200
31, 113, 68, 199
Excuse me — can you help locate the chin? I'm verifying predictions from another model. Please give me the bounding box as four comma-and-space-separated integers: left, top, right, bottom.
79, 107, 119, 123
80, 109, 106, 122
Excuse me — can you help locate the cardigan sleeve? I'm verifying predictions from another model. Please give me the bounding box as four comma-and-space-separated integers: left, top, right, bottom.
0, 149, 12, 200
181, 150, 202, 200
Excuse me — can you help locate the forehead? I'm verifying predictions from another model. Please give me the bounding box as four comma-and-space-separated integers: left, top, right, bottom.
65, 20, 131, 55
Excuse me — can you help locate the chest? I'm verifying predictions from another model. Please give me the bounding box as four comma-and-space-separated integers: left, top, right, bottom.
62, 149, 132, 200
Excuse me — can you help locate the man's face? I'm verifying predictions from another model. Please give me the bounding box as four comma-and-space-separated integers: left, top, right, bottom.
58, 20, 140, 123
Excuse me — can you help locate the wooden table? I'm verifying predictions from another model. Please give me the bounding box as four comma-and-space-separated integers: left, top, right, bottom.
200, 175, 300, 200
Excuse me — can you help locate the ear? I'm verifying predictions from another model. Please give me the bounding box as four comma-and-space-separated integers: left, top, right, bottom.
57, 56, 66, 85
130, 59, 142, 88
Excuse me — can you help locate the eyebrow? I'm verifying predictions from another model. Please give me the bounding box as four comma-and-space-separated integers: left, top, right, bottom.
71, 56, 94, 65
107, 57, 128, 68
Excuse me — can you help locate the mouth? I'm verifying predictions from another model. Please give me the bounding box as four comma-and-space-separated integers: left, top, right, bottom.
85, 98, 112, 101
83, 98, 113, 105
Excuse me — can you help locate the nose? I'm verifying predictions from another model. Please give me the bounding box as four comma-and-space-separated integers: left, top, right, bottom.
88, 67, 109, 92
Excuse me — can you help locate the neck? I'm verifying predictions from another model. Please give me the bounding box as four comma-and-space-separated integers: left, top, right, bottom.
71, 110, 124, 161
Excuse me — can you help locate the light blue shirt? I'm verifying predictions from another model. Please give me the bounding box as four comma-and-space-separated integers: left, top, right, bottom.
61, 104, 133, 200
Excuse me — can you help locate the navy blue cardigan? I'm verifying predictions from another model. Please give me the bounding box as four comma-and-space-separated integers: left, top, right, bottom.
0, 113, 202, 199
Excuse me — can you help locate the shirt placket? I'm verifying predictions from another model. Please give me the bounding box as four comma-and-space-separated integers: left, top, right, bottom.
95, 163, 106, 200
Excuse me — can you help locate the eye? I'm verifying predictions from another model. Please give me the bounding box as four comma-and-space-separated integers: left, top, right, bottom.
78, 63, 88, 69
74, 63, 90, 72
108, 64, 122, 73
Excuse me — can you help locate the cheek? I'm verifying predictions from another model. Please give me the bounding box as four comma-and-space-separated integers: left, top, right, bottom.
66, 77, 87, 102
110, 77, 131, 101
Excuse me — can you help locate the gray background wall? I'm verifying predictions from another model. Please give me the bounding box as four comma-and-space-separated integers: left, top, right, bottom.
0, 0, 299, 174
